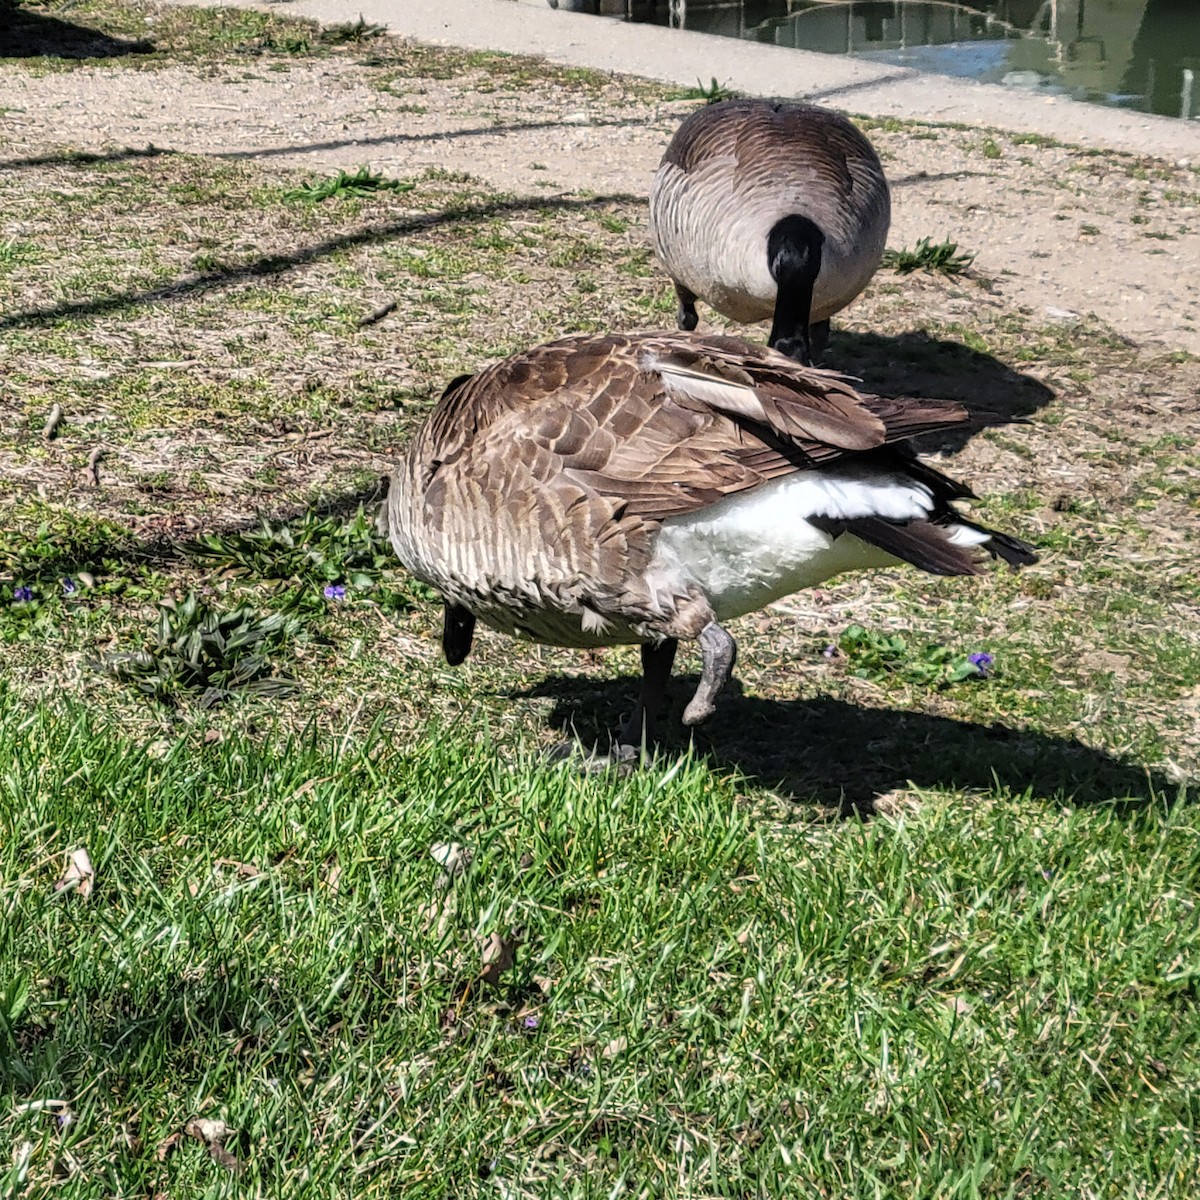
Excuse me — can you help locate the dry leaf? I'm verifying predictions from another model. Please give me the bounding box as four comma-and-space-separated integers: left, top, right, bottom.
1080, 649, 1133, 678
12, 1098, 70, 1117
154, 1130, 184, 1162
418, 893, 454, 938
11, 1141, 32, 1184
943, 995, 973, 1018
601, 1036, 628, 1059
55, 848, 94, 899
184, 1118, 242, 1174
119, 1123, 141, 1155
478, 931, 518, 986
53, 1149, 81, 1178
430, 842, 472, 880
214, 859, 260, 880
42, 403, 64, 440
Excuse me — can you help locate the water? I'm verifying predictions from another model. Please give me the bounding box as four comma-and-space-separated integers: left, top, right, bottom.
594, 1, 1200, 120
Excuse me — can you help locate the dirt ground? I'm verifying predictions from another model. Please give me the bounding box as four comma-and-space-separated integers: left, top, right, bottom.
3, 54, 1200, 357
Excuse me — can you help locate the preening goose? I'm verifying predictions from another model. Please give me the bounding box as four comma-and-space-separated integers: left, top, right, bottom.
388, 332, 1035, 758
649, 99, 890, 366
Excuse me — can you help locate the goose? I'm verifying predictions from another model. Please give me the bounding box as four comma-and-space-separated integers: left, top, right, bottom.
387, 332, 1035, 759
648, 99, 890, 366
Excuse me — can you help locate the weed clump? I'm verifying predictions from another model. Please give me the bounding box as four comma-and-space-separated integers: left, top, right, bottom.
283, 167, 415, 204
882, 237, 976, 275
97, 592, 303, 708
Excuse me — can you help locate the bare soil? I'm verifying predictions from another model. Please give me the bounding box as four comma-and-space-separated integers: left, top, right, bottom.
3, 55, 1200, 355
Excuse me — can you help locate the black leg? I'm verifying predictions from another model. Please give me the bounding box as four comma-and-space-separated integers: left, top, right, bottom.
682, 623, 737, 726
441, 603, 476, 666
809, 319, 831, 366
616, 638, 679, 755
674, 282, 699, 332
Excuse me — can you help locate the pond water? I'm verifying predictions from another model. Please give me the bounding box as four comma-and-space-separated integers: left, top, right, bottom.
580, 1, 1200, 120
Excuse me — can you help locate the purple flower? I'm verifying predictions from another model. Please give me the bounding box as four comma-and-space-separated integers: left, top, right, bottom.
822, 644, 838, 659
523, 1015, 539, 1030
12, 586, 33, 603
968, 651, 995, 677
62, 578, 77, 594
323, 584, 346, 601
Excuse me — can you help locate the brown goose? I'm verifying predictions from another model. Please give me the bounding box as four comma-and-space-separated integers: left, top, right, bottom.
649, 99, 890, 366
388, 332, 1034, 758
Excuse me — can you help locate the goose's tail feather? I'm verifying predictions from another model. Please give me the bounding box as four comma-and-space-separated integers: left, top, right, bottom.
945, 517, 1039, 568
811, 511, 1038, 578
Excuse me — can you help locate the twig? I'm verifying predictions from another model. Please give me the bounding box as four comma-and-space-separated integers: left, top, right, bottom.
86, 446, 104, 486
358, 300, 398, 328
42, 403, 64, 440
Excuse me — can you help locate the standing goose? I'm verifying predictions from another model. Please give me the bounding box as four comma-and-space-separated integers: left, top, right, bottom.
649, 99, 890, 366
388, 332, 1034, 758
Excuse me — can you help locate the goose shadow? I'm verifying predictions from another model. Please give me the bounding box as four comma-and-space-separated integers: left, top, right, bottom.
0, 0, 153, 58
830, 329, 1056, 457
518, 674, 1188, 814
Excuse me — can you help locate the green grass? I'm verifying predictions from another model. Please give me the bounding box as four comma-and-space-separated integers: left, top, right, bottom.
283, 167, 416, 205
2, 697, 1198, 1196
96, 590, 305, 707
665, 76, 740, 104
882, 238, 977, 276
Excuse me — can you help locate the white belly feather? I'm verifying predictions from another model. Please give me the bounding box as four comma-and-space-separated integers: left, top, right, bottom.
646, 469, 942, 623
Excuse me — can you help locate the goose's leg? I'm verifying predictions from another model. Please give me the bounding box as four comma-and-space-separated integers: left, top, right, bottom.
766, 215, 824, 366
616, 638, 679, 755
809, 318, 831, 366
674, 282, 700, 332
442, 603, 476, 666
682, 623, 737, 726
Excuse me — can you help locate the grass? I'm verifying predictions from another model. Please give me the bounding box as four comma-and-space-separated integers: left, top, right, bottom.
96, 590, 305, 707
665, 77, 740, 104
2, 2, 1200, 1195
3, 699, 1198, 1196
283, 167, 417, 205
882, 237, 977, 276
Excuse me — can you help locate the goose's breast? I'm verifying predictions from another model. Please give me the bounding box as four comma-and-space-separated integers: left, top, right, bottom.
651, 162, 778, 321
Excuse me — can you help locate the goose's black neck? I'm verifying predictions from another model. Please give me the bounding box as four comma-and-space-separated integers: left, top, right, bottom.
767, 214, 825, 365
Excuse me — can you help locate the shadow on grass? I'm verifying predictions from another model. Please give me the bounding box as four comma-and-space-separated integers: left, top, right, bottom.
0, 144, 171, 170
213, 116, 658, 161
0, 116, 660, 171
832, 329, 1056, 455
0, 0, 152, 59
0, 190, 642, 332
519, 673, 1186, 813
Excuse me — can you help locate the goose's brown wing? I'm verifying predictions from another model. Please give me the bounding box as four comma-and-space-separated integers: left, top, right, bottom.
464, 333, 970, 523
